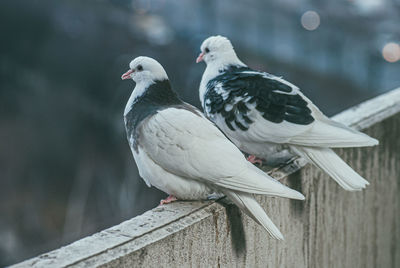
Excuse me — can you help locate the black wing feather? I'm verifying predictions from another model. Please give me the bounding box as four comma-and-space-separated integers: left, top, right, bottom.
204, 66, 314, 131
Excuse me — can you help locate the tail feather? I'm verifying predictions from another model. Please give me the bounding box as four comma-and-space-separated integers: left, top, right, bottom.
223, 190, 284, 240
293, 146, 369, 191
215, 164, 305, 200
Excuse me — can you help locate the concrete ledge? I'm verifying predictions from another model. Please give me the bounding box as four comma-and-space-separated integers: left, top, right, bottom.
12, 88, 400, 267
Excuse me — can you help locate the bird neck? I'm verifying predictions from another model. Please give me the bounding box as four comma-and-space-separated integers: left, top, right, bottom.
124, 79, 183, 152
221, 50, 244, 65
125, 79, 182, 116
131, 80, 154, 101
206, 52, 246, 76
140, 79, 182, 106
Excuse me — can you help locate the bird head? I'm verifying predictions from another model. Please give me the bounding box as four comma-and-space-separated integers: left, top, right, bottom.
121, 56, 168, 84
196, 35, 240, 65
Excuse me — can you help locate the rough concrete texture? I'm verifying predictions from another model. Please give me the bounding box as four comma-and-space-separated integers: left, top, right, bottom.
12, 88, 400, 268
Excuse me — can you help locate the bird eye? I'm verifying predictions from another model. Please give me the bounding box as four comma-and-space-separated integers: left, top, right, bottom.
205, 47, 210, 53
137, 65, 143, 71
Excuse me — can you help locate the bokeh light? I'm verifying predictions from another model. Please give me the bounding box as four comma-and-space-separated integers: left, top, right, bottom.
382, 42, 400, 63
301, 11, 320, 31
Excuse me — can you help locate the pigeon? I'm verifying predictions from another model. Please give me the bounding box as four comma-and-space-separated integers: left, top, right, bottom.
121, 56, 305, 239
196, 35, 379, 191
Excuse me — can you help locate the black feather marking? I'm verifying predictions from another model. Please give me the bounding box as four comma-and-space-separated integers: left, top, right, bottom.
225, 118, 235, 131
262, 112, 284, 123
220, 108, 230, 118
224, 110, 235, 122
284, 113, 314, 125
237, 102, 250, 113
267, 103, 286, 115
286, 105, 311, 114
234, 119, 248, 131
287, 94, 308, 106
242, 114, 253, 124
124, 79, 199, 152
255, 102, 270, 113
269, 92, 288, 105
203, 65, 314, 130
248, 96, 257, 103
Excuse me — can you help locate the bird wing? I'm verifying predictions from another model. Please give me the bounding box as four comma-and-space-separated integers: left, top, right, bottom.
138, 104, 304, 198
204, 67, 314, 130
205, 67, 377, 147
285, 91, 378, 147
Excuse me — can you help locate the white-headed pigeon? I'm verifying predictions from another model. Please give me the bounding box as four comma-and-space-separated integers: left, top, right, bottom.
121, 56, 305, 239
196, 36, 379, 191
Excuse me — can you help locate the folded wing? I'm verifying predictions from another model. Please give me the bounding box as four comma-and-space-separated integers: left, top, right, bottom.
207, 68, 377, 148
139, 105, 304, 199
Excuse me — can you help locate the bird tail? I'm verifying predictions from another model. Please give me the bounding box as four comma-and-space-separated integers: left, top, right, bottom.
214, 163, 305, 200
292, 146, 369, 191
222, 190, 284, 240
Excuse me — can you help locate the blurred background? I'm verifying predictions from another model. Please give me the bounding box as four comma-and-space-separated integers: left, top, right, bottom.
0, 0, 399, 265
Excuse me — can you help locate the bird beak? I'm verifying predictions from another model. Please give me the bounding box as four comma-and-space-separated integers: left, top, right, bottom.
121, 69, 134, 80
196, 52, 205, 63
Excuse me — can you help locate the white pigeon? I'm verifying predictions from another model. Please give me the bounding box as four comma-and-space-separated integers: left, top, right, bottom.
196, 35, 379, 191
121, 56, 305, 239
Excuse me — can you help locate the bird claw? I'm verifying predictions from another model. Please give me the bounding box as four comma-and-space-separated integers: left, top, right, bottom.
246, 155, 263, 166
159, 195, 178, 205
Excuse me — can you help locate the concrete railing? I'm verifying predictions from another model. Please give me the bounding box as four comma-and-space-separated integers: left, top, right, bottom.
12, 88, 400, 267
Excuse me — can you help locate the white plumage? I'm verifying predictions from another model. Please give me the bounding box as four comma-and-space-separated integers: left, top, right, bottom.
122, 56, 305, 239
197, 35, 378, 191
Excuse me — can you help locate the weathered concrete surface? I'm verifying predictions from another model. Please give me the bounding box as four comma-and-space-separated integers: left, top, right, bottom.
12, 88, 400, 268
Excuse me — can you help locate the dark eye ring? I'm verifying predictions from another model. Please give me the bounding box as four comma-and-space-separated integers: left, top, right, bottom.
205, 47, 210, 53
137, 65, 143, 71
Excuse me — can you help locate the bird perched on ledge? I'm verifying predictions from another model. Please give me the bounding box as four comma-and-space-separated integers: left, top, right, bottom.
121, 56, 305, 239
196, 35, 379, 191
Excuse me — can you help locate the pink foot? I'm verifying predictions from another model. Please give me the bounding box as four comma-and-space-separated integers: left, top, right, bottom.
159, 195, 178, 205
247, 155, 263, 166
